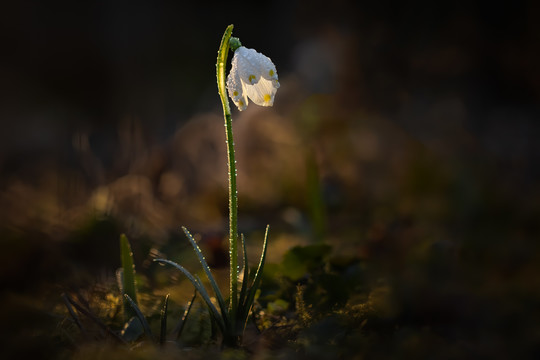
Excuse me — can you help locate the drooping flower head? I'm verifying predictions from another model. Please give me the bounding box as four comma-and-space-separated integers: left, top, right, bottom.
226, 40, 279, 111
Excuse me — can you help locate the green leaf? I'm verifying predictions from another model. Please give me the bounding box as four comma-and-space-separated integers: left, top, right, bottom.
281, 243, 332, 281
120, 234, 138, 321
267, 299, 290, 315
124, 294, 153, 340
154, 259, 226, 334
121, 316, 144, 342
181, 227, 230, 327
238, 234, 249, 313
174, 289, 197, 340
240, 225, 269, 326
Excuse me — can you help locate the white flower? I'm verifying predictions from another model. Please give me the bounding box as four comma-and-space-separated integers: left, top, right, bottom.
226, 46, 280, 111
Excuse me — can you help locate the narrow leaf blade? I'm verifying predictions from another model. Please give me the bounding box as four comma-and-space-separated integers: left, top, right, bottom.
120, 234, 138, 321
182, 227, 229, 325
241, 225, 269, 325
124, 294, 153, 340
160, 294, 169, 346
238, 233, 249, 317
174, 289, 198, 340
154, 259, 226, 333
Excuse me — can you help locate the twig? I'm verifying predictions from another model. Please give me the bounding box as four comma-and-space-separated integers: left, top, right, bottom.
62, 293, 85, 333
64, 292, 127, 344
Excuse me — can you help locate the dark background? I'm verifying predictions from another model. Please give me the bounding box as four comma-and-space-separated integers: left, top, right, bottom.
1, 0, 540, 358
2, 1, 539, 177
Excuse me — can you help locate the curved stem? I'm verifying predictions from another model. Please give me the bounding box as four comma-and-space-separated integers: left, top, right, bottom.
216, 24, 238, 329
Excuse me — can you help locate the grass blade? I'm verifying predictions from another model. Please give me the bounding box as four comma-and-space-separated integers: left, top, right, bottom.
124, 294, 153, 340
160, 294, 169, 346
238, 233, 249, 315
174, 289, 198, 340
120, 234, 138, 321
154, 259, 226, 333
181, 227, 229, 325
240, 225, 269, 325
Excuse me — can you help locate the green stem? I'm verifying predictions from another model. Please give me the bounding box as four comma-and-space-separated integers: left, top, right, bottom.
216, 24, 238, 328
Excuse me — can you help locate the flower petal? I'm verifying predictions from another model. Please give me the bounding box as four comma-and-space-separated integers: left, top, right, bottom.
256, 54, 279, 84
226, 46, 279, 110
244, 77, 278, 107
226, 56, 248, 111
235, 47, 263, 86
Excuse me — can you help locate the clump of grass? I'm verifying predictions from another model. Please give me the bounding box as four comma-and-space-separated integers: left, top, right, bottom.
63, 234, 198, 346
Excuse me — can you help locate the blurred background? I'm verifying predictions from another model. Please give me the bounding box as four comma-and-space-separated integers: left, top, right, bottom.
1, 0, 540, 358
